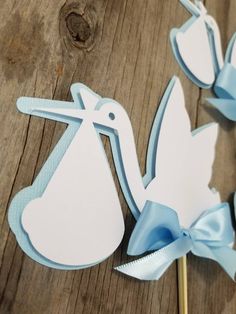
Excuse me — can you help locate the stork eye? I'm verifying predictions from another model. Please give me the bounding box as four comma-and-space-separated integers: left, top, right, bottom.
108, 112, 115, 120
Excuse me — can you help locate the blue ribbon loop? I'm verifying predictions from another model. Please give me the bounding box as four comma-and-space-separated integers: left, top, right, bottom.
214, 63, 236, 99
115, 201, 236, 281
207, 63, 236, 121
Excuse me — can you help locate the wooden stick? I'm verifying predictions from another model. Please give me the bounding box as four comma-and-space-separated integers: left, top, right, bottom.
178, 255, 188, 314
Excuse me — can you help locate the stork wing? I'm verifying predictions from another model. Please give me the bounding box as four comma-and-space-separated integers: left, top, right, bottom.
146, 78, 220, 227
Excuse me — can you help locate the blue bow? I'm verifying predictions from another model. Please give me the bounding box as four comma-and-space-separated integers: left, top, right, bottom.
214, 63, 236, 100
115, 201, 236, 280
208, 63, 236, 121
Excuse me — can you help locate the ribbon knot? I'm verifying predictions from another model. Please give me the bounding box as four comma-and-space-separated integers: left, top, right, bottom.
182, 229, 194, 240
115, 201, 236, 281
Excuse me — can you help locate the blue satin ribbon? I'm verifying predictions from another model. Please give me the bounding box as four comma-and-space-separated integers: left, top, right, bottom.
214, 63, 236, 99
207, 63, 236, 121
115, 201, 236, 281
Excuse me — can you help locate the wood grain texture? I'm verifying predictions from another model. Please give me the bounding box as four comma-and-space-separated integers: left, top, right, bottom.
0, 0, 235, 313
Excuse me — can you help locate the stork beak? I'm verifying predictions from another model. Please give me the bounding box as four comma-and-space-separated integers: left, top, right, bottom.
33, 107, 88, 120
180, 0, 206, 17
17, 97, 91, 121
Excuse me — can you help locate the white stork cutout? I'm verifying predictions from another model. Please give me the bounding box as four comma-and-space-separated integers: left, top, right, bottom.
11, 76, 220, 268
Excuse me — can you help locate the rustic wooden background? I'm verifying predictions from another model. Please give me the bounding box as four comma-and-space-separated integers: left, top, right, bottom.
0, 0, 236, 313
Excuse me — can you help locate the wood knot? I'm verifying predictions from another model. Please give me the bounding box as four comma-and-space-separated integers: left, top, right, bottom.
60, 3, 98, 51
66, 13, 91, 43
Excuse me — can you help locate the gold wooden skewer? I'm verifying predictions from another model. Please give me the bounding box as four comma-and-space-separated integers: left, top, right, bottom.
178, 255, 188, 314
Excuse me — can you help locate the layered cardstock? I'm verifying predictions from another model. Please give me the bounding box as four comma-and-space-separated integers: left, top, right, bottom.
9, 85, 125, 269
171, 0, 236, 121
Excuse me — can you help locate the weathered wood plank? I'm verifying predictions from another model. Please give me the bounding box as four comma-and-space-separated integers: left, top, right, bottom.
0, 0, 235, 313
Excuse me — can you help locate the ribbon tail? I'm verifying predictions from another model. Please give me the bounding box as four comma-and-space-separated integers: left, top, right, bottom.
192, 243, 236, 280
115, 236, 192, 280
209, 246, 236, 280
207, 98, 236, 121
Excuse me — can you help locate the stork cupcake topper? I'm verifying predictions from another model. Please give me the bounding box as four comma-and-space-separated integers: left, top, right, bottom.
9, 75, 236, 271
170, 0, 236, 121
8, 76, 236, 314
